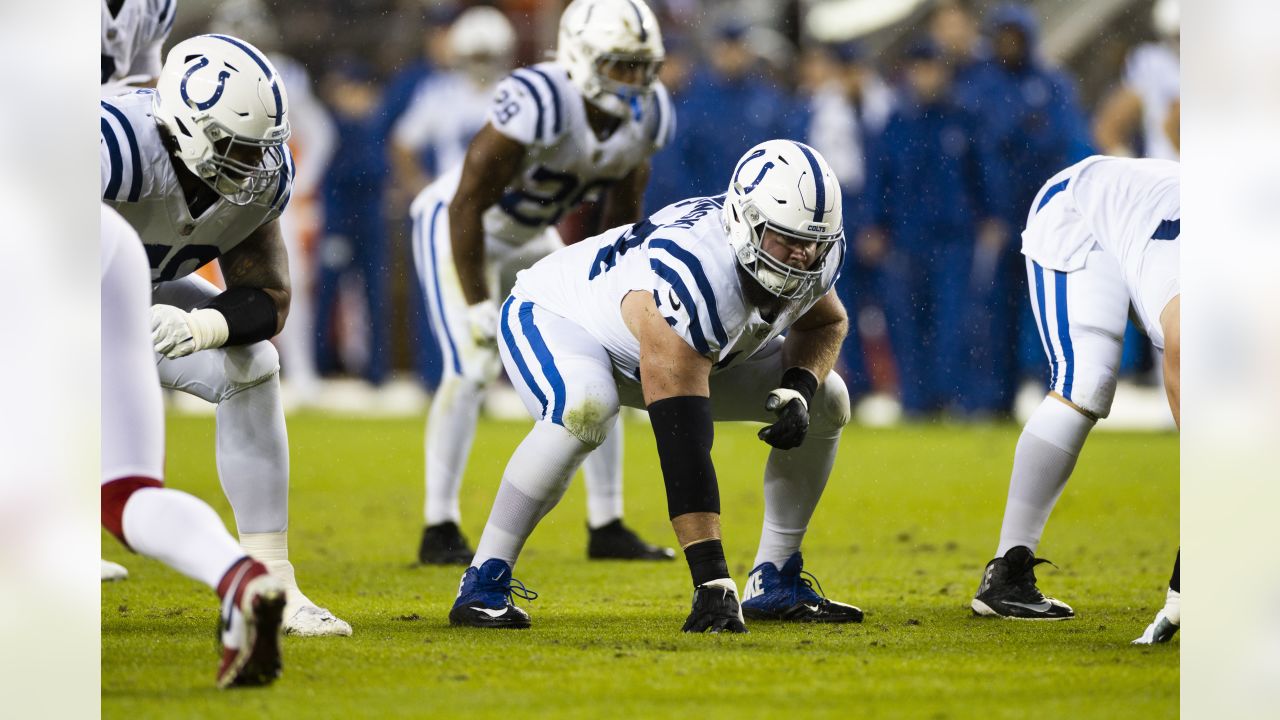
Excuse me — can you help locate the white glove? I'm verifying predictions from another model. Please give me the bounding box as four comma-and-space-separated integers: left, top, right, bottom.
150, 304, 230, 359
467, 299, 499, 347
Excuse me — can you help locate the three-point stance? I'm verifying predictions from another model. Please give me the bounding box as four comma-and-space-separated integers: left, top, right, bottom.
100, 34, 350, 636
449, 140, 863, 632
411, 0, 674, 565
972, 156, 1180, 635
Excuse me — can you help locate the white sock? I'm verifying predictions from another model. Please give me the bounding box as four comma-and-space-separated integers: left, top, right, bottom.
424, 374, 485, 526
121, 487, 246, 590
996, 397, 1095, 556
753, 425, 842, 570
240, 531, 313, 616
472, 423, 594, 569
582, 421, 624, 529
1163, 588, 1181, 625
216, 377, 289, 534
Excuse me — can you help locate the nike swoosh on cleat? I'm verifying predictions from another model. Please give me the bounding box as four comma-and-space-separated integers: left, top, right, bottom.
1004, 600, 1056, 612
474, 607, 510, 618
803, 604, 822, 614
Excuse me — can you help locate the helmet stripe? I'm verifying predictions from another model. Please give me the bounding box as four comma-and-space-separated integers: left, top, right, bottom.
204, 34, 284, 123
791, 141, 826, 223
625, 0, 649, 42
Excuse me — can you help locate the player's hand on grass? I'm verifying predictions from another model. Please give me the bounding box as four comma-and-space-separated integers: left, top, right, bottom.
150, 304, 228, 359
467, 299, 499, 348
758, 387, 809, 450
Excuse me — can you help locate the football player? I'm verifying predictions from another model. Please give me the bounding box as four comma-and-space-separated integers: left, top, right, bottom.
411, 0, 675, 565
101, 204, 285, 688
101, 0, 177, 95
448, 140, 864, 632
971, 156, 1179, 624
100, 34, 350, 637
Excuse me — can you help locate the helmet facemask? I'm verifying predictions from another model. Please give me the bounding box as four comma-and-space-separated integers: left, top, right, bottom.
588, 52, 663, 118
728, 187, 841, 300
189, 115, 289, 206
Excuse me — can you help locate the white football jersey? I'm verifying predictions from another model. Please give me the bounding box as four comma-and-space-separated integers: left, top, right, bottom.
513, 195, 843, 380
101, 0, 176, 89
100, 90, 294, 283
1123, 42, 1180, 161
1021, 156, 1179, 275
427, 61, 676, 246
394, 71, 496, 177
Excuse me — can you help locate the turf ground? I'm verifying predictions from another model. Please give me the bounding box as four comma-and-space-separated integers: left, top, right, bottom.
102, 414, 1178, 719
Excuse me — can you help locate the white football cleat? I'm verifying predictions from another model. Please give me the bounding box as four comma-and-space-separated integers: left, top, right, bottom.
101, 559, 129, 582
284, 605, 353, 637
1132, 609, 1179, 645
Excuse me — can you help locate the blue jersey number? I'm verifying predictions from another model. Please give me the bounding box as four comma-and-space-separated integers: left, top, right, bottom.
493, 89, 520, 125
498, 166, 614, 228
145, 243, 222, 282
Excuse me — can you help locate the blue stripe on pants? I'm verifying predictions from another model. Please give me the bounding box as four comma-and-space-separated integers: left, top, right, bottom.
1033, 261, 1059, 391
518, 302, 566, 425
500, 297, 548, 418
1054, 270, 1075, 400
424, 202, 462, 376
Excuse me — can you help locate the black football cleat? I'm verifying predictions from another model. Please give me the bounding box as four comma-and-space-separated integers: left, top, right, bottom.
741, 552, 863, 623
682, 579, 748, 633
418, 521, 474, 566
587, 519, 676, 561
448, 559, 536, 629
972, 546, 1074, 620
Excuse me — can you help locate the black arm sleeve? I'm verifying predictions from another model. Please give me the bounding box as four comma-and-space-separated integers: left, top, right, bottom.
647, 395, 719, 519
201, 287, 278, 346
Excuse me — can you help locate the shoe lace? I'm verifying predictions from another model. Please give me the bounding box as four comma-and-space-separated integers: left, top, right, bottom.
1012, 557, 1055, 596
505, 577, 539, 603
793, 570, 828, 603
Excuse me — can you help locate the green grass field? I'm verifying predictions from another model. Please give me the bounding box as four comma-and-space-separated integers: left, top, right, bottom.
102, 414, 1178, 719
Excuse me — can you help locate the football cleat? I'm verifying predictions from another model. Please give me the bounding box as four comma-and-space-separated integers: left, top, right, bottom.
741, 552, 863, 623
1132, 610, 1179, 645
101, 559, 129, 582
216, 558, 286, 689
682, 578, 748, 634
972, 546, 1074, 621
418, 521, 475, 566
448, 558, 537, 629
587, 520, 676, 561
283, 604, 353, 637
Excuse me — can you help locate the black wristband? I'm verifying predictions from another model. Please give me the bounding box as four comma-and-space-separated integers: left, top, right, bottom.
201, 287, 278, 346
684, 539, 730, 587
647, 395, 719, 519
780, 366, 819, 406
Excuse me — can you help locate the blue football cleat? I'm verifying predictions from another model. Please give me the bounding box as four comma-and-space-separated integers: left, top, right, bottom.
448, 558, 537, 629
741, 552, 863, 623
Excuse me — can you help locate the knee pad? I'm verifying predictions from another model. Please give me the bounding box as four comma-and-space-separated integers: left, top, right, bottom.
809, 371, 852, 434
101, 476, 163, 548
1062, 363, 1118, 419
558, 396, 619, 448
221, 340, 280, 392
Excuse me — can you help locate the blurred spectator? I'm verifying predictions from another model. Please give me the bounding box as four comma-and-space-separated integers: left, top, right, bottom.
391, 6, 515, 200
315, 60, 390, 385
210, 0, 338, 403
1093, 0, 1180, 159
804, 41, 894, 399
861, 40, 1005, 418
378, 4, 460, 182
927, 0, 989, 98
643, 31, 696, 214
676, 19, 809, 200
957, 4, 1094, 413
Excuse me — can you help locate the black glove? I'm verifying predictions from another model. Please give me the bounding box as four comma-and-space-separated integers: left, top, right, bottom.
757, 367, 818, 450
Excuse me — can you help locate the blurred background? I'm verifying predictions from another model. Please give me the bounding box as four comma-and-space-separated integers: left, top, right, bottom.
161, 0, 1179, 429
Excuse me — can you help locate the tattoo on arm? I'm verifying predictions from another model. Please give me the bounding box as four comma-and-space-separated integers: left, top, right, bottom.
218, 219, 291, 332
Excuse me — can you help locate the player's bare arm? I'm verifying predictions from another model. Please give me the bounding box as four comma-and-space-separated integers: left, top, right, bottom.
781, 290, 848, 383
448, 123, 527, 306
598, 161, 652, 233
219, 217, 293, 335
1161, 295, 1180, 427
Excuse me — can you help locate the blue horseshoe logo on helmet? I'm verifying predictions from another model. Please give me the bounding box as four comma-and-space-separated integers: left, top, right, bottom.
180, 56, 232, 111
733, 149, 775, 193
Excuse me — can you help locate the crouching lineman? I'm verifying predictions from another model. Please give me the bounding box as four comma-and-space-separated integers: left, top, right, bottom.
971, 156, 1179, 639
100, 34, 350, 636
411, 0, 674, 564
448, 140, 864, 631
102, 205, 285, 688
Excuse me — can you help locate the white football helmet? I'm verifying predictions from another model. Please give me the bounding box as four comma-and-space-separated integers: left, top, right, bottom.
724, 140, 844, 299
449, 6, 516, 84
152, 34, 290, 206
557, 0, 664, 119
